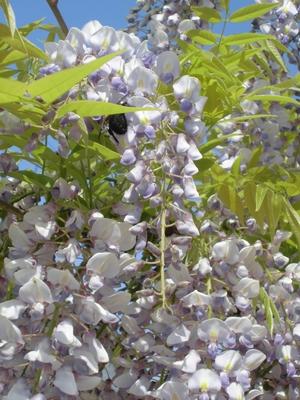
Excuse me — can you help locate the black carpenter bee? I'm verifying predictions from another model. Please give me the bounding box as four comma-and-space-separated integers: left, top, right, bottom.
107, 113, 128, 143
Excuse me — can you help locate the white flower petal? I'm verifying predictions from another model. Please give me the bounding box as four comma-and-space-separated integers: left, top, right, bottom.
167, 324, 191, 346
212, 240, 239, 265
128, 376, 151, 396
47, 268, 80, 291
86, 252, 120, 278
0, 300, 26, 320
54, 367, 78, 396
235, 278, 260, 299
243, 349, 266, 371
54, 319, 81, 347
188, 368, 221, 392
76, 375, 102, 391
215, 350, 242, 372
226, 382, 245, 400
3, 379, 31, 400
19, 277, 53, 304
181, 350, 201, 373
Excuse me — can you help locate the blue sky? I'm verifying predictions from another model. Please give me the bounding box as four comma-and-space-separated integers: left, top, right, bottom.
5, 0, 255, 46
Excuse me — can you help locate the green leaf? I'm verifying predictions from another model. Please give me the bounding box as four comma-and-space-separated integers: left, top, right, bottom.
32, 146, 60, 165
223, 114, 276, 123
0, 0, 16, 36
255, 185, 268, 212
187, 29, 219, 45
200, 133, 243, 154
259, 287, 275, 337
18, 18, 45, 36
244, 181, 257, 217
284, 198, 300, 249
218, 183, 244, 223
229, 3, 279, 23
221, 0, 230, 12
265, 40, 287, 72
56, 100, 158, 119
265, 191, 282, 237
191, 6, 222, 23
9, 171, 53, 188
0, 77, 26, 104
87, 141, 120, 161
195, 157, 215, 173
251, 74, 300, 93
0, 25, 48, 60
0, 49, 26, 66
0, 101, 45, 124
25, 51, 122, 104
269, 296, 281, 324
246, 94, 300, 106
248, 147, 263, 169
222, 33, 279, 46
231, 156, 241, 177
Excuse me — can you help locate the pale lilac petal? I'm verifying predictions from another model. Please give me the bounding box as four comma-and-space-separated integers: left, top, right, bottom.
54, 367, 78, 396
243, 349, 266, 371
19, 277, 53, 304
86, 252, 120, 278
166, 324, 191, 346
54, 319, 81, 347
212, 240, 240, 265
215, 350, 242, 372
188, 368, 221, 392
76, 375, 102, 391
234, 278, 260, 299
226, 382, 245, 400
0, 300, 27, 320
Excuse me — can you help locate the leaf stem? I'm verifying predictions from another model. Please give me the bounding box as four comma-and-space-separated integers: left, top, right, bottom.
160, 175, 167, 308
218, 9, 229, 49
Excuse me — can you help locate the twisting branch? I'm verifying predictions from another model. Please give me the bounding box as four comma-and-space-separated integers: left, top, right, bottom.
46, 0, 68, 38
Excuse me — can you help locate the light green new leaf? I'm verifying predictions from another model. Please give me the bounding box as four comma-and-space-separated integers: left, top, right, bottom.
248, 147, 263, 169
56, 100, 158, 119
25, 51, 122, 104
257, 74, 299, 92
18, 18, 45, 36
225, 114, 276, 123
87, 141, 120, 161
259, 287, 275, 337
246, 94, 300, 106
0, 24, 47, 60
265, 191, 282, 237
229, 3, 279, 23
0, 77, 26, 104
221, 0, 230, 12
265, 40, 287, 72
255, 185, 268, 212
0, 101, 45, 124
191, 6, 222, 23
200, 133, 243, 154
0, 49, 26, 66
9, 171, 53, 189
231, 156, 241, 177
284, 198, 300, 249
4, 35, 47, 60
218, 183, 244, 223
222, 33, 279, 46
187, 29, 219, 45
0, 0, 16, 36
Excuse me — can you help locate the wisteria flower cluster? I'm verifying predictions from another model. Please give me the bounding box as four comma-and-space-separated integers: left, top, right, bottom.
0, 0, 299, 399
254, 0, 300, 67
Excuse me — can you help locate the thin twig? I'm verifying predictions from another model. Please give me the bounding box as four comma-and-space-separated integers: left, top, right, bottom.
0, 199, 24, 217
46, 0, 68, 38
